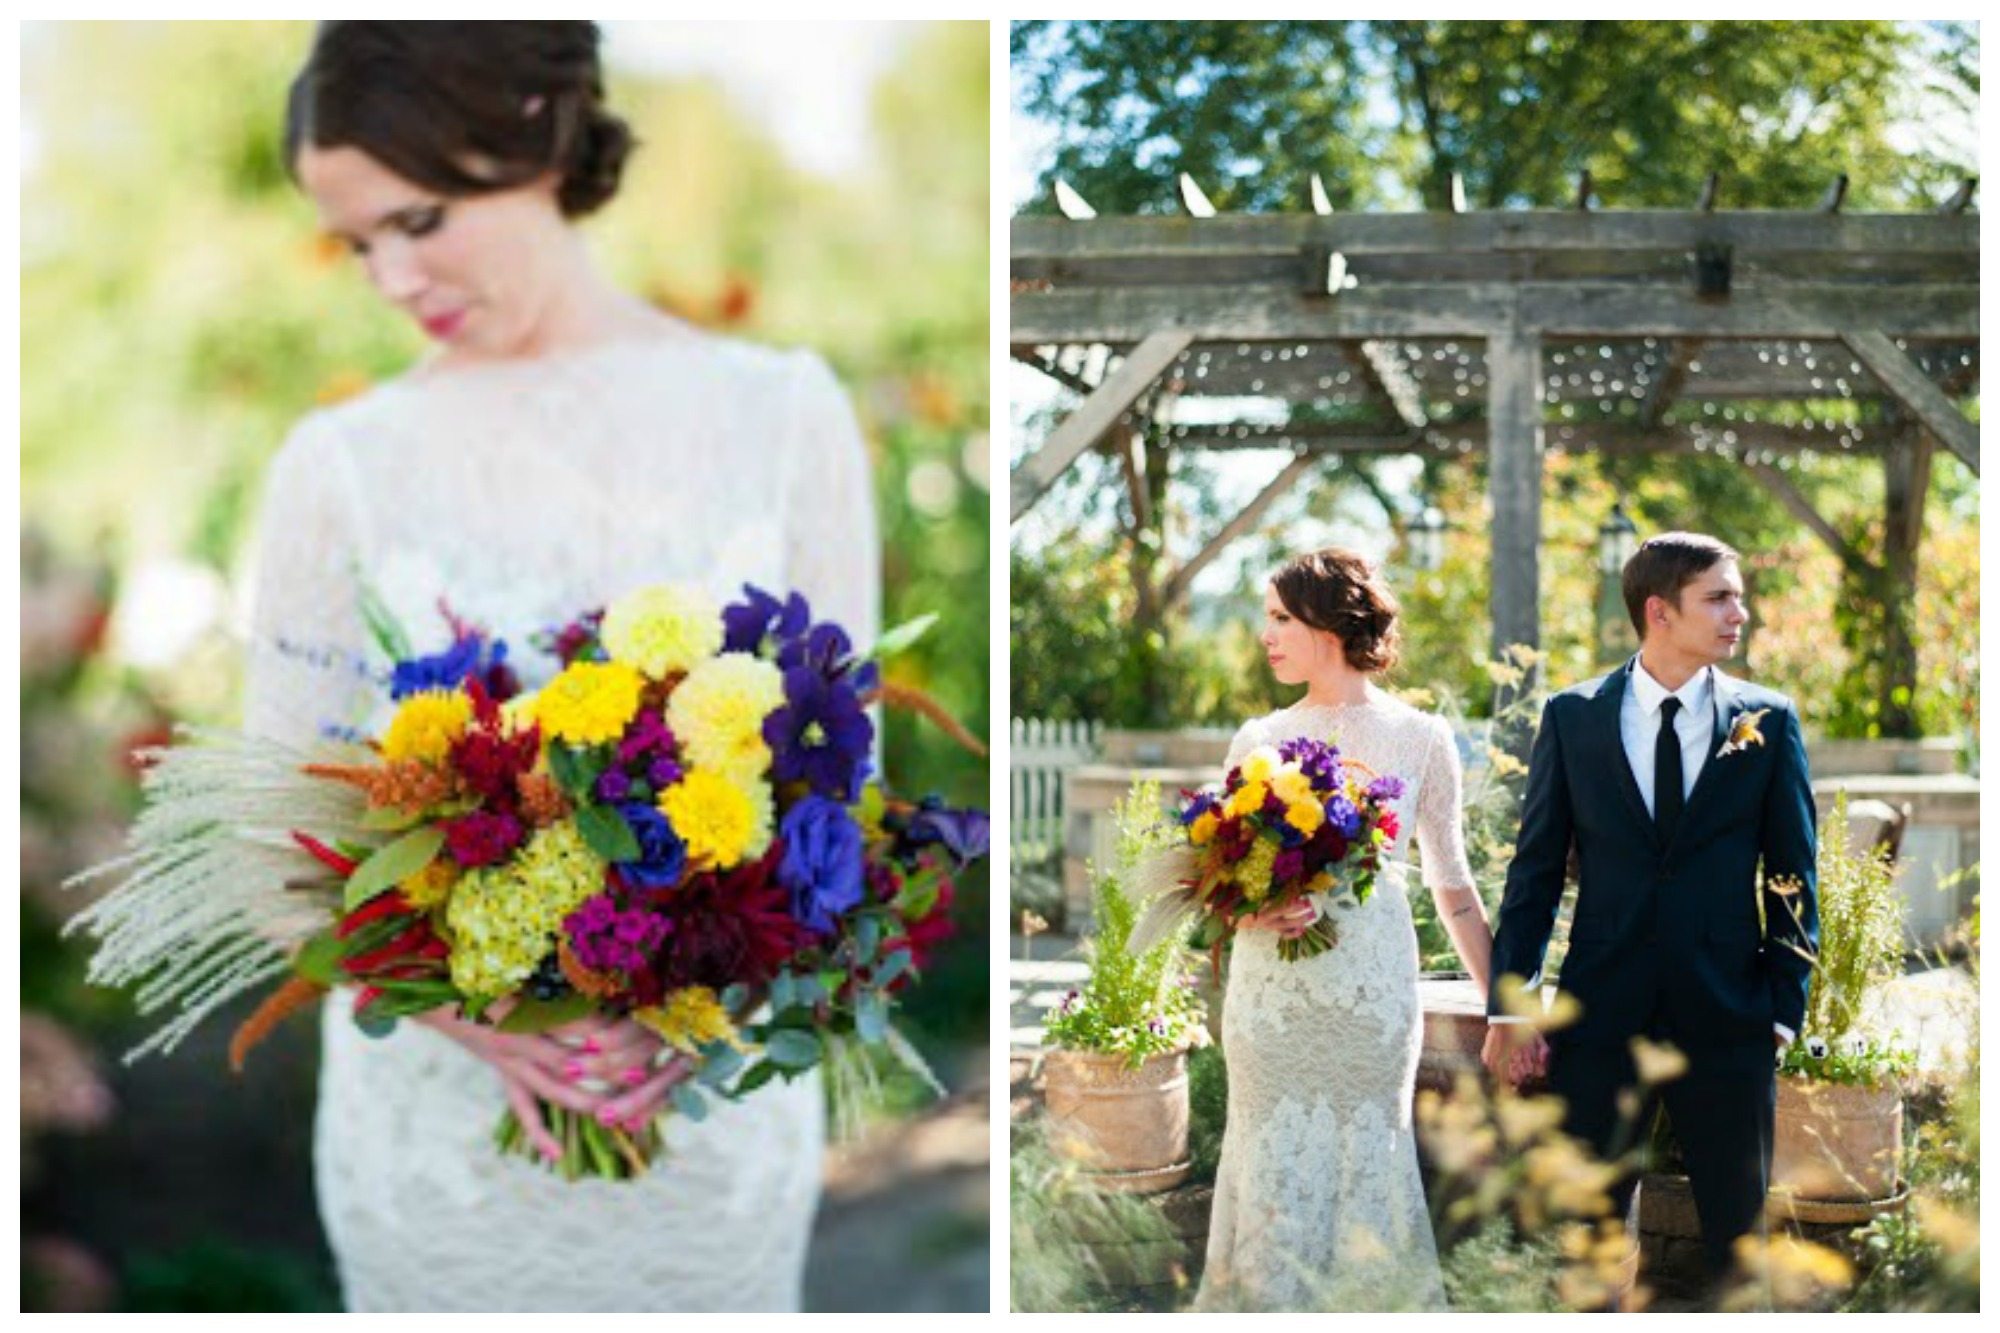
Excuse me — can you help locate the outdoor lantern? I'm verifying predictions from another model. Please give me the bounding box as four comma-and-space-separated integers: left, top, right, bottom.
1598, 501, 1638, 576
1409, 503, 1446, 572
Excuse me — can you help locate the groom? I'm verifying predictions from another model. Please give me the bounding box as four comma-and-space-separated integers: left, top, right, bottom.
1482, 531, 1820, 1284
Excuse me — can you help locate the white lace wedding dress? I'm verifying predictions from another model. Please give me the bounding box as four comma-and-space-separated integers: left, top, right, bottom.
240, 337, 878, 1312
1195, 689, 1472, 1311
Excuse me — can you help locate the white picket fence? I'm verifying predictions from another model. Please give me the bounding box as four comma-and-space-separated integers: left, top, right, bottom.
1009, 717, 1103, 871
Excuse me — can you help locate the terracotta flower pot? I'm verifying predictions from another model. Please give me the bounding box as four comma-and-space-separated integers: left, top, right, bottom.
1041, 1046, 1191, 1194
1771, 1074, 1903, 1205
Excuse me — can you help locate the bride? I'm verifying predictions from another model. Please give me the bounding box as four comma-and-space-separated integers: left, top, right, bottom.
1195, 548, 1497, 1311
255, 23, 873, 1310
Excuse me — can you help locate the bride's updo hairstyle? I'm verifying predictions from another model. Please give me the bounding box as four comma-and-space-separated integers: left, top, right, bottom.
1270, 547, 1402, 673
284, 21, 634, 219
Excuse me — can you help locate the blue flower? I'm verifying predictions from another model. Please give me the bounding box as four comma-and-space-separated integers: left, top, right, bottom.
616, 801, 689, 890
777, 796, 866, 935
765, 666, 874, 801
1364, 774, 1406, 803
390, 633, 486, 700
1324, 793, 1364, 840
909, 802, 990, 864
777, 621, 880, 694
722, 585, 812, 658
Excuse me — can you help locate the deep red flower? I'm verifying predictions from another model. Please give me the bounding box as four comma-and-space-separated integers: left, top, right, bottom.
1378, 810, 1402, 844
444, 808, 524, 868
652, 844, 811, 992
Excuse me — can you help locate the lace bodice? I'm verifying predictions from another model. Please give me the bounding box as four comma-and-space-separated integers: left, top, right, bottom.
239, 335, 873, 1311
1200, 692, 1466, 1310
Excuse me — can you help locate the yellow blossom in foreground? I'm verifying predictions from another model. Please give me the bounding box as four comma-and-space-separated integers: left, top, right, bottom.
660, 769, 772, 870
535, 660, 645, 747
1189, 810, 1220, 845
601, 583, 722, 680
1238, 746, 1281, 785
667, 652, 786, 782
1224, 779, 1268, 821
1629, 1036, 1690, 1086
635, 986, 751, 1055
380, 689, 472, 765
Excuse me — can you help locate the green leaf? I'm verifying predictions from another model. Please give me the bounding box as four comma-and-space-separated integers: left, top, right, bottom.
355, 1007, 400, 1040
548, 744, 607, 803
575, 802, 640, 863
293, 932, 346, 986
671, 1083, 710, 1122
496, 991, 594, 1034
696, 1043, 744, 1087
764, 1029, 822, 1069
735, 1061, 783, 1096
359, 804, 425, 833
856, 914, 882, 966
353, 569, 413, 662
342, 826, 446, 911
873, 948, 912, 989
856, 991, 889, 1044
867, 612, 938, 661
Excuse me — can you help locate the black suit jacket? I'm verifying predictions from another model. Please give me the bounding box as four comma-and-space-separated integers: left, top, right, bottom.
1488, 661, 1819, 1064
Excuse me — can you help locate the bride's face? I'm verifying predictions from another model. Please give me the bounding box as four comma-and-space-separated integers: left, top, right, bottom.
1260, 585, 1337, 686
296, 144, 567, 359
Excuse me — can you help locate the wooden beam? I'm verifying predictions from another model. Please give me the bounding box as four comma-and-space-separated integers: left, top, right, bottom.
1011, 211, 1979, 261
1350, 339, 1428, 430
1487, 323, 1544, 666
1637, 339, 1704, 429
1164, 418, 1891, 457
1116, 426, 1151, 533
1009, 348, 1099, 399
1745, 460, 1874, 575
1841, 330, 1980, 475
1009, 330, 1193, 523
1160, 452, 1319, 607
1012, 282, 1978, 344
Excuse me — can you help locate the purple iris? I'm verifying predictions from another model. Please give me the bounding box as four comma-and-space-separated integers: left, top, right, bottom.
1278, 736, 1344, 791
391, 632, 513, 701
777, 796, 866, 934
723, 585, 813, 657
595, 769, 633, 803
909, 804, 990, 864
764, 666, 874, 801
615, 801, 689, 889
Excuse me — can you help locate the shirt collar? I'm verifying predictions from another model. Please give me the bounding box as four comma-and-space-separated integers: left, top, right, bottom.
1629, 657, 1712, 720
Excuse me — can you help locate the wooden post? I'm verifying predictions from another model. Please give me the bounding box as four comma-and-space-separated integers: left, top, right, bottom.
1880, 424, 1936, 738
1009, 330, 1193, 522
1841, 330, 1979, 476
1486, 321, 1545, 714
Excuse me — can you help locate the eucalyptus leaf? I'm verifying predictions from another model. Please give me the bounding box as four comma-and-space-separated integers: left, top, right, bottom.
768, 973, 796, 1011
719, 983, 749, 1013
874, 948, 912, 989
856, 914, 882, 966
856, 991, 889, 1044
735, 1061, 783, 1096
867, 612, 938, 661
764, 1029, 822, 1069
343, 825, 446, 911
671, 1083, 710, 1122
576, 802, 640, 863
355, 1007, 400, 1040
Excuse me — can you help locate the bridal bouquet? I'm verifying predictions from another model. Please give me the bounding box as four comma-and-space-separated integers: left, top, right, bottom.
69, 581, 986, 1181
1128, 736, 1402, 965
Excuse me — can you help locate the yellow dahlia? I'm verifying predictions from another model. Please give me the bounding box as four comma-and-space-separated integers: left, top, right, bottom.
445, 821, 605, 1000
601, 583, 723, 680
1189, 810, 1220, 845
666, 652, 785, 782
380, 689, 472, 765
659, 769, 773, 870
635, 985, 751, 1055
1224, 778, 1268, 821
535, 661, 645, 747
1238, 745, 1281, 785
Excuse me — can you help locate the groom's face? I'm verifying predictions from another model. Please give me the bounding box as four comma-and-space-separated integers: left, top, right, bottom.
1650, 559, 1750, 665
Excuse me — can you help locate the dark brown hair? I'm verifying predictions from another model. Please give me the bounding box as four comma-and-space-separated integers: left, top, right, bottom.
1621, 531, 1740, 635
284, 22, 633, 218
1270, 548, 1401, 673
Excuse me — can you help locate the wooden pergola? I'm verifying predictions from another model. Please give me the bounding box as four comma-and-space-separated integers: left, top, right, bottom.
1010, 175, 1979, 702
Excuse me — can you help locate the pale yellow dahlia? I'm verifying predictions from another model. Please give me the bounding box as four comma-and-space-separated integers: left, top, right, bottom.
534, 660, 645, 747
1238, 745, 1281, 785
601, 583, 723, 680
1224, 778, 1268, 821
380, 689, 472, 765
659, 769, 773, 870
666, 653, 786, 782
444, 821, 605, 1000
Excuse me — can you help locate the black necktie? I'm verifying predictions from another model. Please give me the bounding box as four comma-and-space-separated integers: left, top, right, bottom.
1654, 697, 1684, 844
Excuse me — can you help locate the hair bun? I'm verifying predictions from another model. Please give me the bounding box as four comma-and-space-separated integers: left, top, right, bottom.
1270, 547, 1403, 675
558, 105, 632, 218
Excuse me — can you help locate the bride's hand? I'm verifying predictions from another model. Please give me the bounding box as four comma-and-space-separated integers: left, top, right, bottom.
546, 1013, 696, 1135
414, 1006, 620, 1162
1241, 901, 1318, 938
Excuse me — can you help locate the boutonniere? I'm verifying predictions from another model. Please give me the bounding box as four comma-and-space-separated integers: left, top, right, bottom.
1717, 707, 1771, 758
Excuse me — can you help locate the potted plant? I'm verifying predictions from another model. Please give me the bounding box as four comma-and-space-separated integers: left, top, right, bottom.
1770, 793, 1916, 1214
1040, 783, 1209, 1194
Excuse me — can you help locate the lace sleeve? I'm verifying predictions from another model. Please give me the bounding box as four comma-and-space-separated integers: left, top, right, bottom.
782, 353, 880, 648
1223, 718, 1263, 773
1416, 715, 1477, 892
241, 414, 373, 749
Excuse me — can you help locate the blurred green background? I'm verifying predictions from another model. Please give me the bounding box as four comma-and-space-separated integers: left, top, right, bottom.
20, 20, 990, 1311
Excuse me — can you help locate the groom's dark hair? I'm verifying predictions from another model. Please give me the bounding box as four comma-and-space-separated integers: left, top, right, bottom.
1622, 532, 1740, 636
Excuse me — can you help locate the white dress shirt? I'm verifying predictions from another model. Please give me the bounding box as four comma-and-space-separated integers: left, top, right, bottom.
1622, 657, 1714, 815
1491, 658, 1793, 1047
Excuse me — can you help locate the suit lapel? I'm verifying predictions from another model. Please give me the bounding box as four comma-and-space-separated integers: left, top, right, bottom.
1668, 669, 1740, 854
1594, 663, 1661, 853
